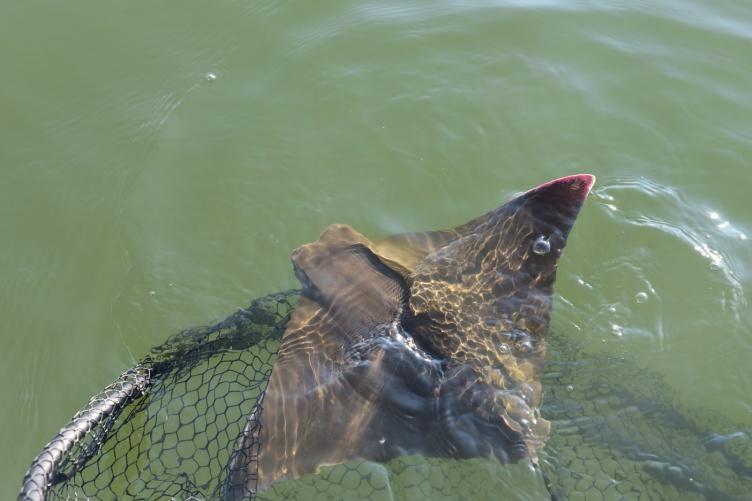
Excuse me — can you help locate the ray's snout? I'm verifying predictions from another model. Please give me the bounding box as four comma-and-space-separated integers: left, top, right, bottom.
526, 173, 595, 209
518, 173, 595, 242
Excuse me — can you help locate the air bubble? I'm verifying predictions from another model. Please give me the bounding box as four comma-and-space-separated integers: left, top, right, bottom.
532, 235, 551, 255
635, 292, 648, 304
205, 72, 217, 82
498, 343, 510, 354
149, 290, 156, 297
566, 385, 574, 392
611, 324, 623, 337
378, 437, 386, 445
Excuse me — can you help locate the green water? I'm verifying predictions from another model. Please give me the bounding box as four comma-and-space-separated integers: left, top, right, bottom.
1, 0, 750, 498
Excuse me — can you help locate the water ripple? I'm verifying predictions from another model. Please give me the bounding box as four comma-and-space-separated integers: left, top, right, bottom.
594, 177, 747, 320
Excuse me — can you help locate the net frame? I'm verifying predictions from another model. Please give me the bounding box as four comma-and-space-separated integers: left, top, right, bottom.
19, 291, 297, 501
20, 367, 151, 501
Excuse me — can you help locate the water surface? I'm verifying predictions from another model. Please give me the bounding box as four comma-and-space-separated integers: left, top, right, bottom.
1, 1, 751, 498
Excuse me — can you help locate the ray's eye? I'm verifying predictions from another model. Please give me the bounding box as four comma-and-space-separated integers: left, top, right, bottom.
517, 339, 535, 353
531, 235, 551, 256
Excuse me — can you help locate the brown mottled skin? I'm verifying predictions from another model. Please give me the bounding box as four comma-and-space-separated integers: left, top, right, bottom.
225, 174, 595, 499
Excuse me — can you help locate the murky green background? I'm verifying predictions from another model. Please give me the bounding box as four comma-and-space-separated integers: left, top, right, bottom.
2, 0, 750, 498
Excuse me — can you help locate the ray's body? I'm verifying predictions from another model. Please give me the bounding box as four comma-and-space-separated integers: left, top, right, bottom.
225, 174, 595, 499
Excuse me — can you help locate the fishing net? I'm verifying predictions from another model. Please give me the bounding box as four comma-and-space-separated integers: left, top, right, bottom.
541, 337, 752, 501
19, 290, 752, 500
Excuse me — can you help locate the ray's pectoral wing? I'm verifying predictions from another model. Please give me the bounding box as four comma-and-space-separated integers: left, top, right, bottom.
374, 228, 459, 272
372, 197, 528, 274
291, 224, 410, 334
226, 224, 436, 496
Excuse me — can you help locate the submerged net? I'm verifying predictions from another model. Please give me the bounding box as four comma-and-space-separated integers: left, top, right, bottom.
540, 338, 752, 501
19, 291, 294, 501
20, 291, 752, 500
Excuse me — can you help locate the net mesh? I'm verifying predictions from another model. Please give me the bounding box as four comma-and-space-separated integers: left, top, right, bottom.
541, 340, 752, 501
20, 290, 752, 501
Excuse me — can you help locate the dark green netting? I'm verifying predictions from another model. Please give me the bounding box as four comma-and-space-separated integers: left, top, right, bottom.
540, 338, 752, 501
20, 291, 752, 500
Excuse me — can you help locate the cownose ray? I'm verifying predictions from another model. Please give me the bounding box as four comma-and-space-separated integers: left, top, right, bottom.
225, 174, 595, 499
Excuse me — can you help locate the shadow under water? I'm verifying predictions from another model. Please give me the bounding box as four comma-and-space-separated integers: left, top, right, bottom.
20, 290, 751, 501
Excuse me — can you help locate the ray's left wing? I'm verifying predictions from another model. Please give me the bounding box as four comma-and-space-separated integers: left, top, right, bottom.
225, 224, 437, 498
